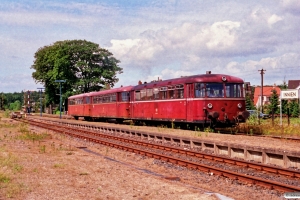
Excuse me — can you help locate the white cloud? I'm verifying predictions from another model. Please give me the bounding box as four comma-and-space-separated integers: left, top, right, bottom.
222, 53, 300, 85
110, 20, 241, 68
267, 14, 283, 26
205, 21, 240, 50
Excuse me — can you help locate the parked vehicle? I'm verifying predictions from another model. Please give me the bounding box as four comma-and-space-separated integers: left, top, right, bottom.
247, 110, 269, 119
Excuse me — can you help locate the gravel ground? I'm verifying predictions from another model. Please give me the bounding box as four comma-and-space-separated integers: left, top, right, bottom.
0, 117, 289, 200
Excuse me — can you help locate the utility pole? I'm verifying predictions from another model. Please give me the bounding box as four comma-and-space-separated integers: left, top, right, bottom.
37, 88, 44, 117
258, 69, 266, 114
55, 80, 66, 119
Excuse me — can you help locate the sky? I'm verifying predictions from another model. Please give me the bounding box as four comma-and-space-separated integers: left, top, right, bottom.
0, 0, 300, 93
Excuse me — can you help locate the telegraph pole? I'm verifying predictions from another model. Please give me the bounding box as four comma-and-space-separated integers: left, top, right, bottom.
37, 88, 44, 117
55, 80, 66, 119
258, 69, 266, 114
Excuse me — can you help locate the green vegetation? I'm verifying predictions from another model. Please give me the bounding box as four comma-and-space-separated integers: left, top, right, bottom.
238, 117, 300, 137
16, 123, 49, 142
0, 151, 23, 198
31, 39, 123, 106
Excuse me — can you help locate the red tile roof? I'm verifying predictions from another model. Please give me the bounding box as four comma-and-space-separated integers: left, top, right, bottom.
254, 86, 281, 106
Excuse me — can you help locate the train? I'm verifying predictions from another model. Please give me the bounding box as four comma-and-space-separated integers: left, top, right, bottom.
68, 72, 250, 128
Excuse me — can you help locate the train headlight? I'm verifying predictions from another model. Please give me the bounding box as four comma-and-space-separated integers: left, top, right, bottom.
207, 103, 213, 109
237, 103, 242, 109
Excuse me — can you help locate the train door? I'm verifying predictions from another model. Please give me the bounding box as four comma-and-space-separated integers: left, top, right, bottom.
186, 83, 194, 122
83, 96, 91, 116
117, 92, 131, 118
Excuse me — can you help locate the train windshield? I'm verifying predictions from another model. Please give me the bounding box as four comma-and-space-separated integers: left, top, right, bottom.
225, 83, 244, 98
194, 83, 244, 98
195, 83, 224, 98
206, 83, 224, 97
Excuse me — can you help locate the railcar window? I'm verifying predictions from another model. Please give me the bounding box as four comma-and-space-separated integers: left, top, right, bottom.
146, 89, 153, 100
93, 96, 101, 104
111, 93, 116, 102
140, 89, 146, 100
73, 98, 81, 104
153, 88, 159, 99
85, 97, 90, 104
160, 87, 167, 99
176, 84, 184, 98
225, 83, 243, 98
135, 91, 141, 101
168, 86, 175, 99
121, 92, 130, 102
104, 95, 109, 103
206, 83, 224, 98
194, 83, 206, 98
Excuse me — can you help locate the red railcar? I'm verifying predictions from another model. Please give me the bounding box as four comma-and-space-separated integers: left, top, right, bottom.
68, 93, 93, 120
131, 73, 249, 127
68, 73, 249, 127
68, 86, 133, 122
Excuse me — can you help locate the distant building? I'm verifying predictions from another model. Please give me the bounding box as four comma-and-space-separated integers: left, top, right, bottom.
253, 85, 281, 108
288, 80, 300, 90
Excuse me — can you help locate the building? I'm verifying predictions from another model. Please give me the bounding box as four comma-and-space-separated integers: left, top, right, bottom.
253, 85, 281, 108
288, 80, 300, 90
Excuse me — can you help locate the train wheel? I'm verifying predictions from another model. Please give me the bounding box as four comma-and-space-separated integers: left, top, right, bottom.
74, 116, 79, 120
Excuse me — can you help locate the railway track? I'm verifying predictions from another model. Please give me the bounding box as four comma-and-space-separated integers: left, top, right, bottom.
17, 117, 300, 193
35, 113, 300, 142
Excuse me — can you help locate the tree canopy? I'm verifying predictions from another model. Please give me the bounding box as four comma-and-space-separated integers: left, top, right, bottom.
31, 40, 123, 105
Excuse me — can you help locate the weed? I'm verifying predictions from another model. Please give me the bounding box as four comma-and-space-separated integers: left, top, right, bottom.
39, 145, 46, 153
53, 163, 65, 168
0, 173, 10, 183
13, 164, 23, 173
249, 129, 253, 136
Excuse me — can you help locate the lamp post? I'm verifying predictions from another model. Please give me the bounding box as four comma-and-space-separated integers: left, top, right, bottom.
37, 88, 44, 117
55, 80, 66, 119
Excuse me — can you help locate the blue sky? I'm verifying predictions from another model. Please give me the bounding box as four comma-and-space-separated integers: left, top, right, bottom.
0, 0, 300, 92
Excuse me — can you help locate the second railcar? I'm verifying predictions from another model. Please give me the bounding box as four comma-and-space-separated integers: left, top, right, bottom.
68, 86, 133, 122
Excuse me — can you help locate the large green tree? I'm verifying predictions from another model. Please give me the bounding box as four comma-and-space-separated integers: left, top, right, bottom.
31, 40, 123, 105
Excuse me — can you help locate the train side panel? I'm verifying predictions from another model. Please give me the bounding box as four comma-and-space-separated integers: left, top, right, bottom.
132, 99, 187, 121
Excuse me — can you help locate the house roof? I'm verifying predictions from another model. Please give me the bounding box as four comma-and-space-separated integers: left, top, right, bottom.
253, 86, 281, 106
288, 80, 300, 89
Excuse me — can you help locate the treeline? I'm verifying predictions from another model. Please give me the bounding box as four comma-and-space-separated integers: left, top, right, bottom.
0, 91, 41, 111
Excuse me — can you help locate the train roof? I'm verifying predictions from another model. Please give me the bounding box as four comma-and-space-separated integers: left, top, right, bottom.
133, 74, 244, 90
68, 85, 133, 99
91, 85, 134, 96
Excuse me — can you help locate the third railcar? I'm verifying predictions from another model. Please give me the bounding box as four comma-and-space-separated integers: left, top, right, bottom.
68, 73, 249, 127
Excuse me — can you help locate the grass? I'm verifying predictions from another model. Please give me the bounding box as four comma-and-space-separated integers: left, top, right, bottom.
238, 116, 300, 137
53, 163, 65, 168
0, 151, 23, 198
0, 111, 51, 198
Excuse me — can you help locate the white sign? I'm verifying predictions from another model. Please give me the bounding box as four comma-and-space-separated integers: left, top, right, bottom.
280, 89, 299, 99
